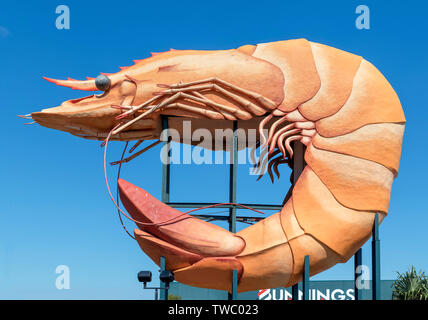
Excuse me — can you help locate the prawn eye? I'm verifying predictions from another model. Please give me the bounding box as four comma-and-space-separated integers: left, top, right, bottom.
95, 74, 111, 91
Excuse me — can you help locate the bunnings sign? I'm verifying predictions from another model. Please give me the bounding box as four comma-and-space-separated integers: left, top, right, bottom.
169, 280, 394, 300
258, 287, 354, 300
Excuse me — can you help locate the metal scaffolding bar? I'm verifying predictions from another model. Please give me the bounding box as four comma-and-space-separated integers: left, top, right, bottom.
229, 121, 238, 233
372, 213, 380, 300
228, 121, 238, 300
292, 142, 306, 300
160, 256, 167, 300
158, 116, 287, 301
166, 202, 283, 211
191, 214, 265, 224
154, 117, 383, 301
354, 248, 363, 300
161, 116, 170, 203
160, 117, 170, 301
231, 270, 238, 300
291, 285, 299, 301
303, 255, 310, 300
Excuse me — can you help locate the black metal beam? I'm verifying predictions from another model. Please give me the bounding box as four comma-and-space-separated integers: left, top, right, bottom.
303, 255, 310, 300
161, 116, 170, 203
228, 121, 238, 301
160, 256, 167, 300
354, 248, 362, 300
229, 120, 238, 234
291, 142, 306, 300
191, 214, 265, 223
372, 214, 380, 300
166, 202, 283, 211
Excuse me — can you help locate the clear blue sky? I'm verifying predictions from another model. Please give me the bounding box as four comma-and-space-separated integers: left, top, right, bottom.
1, 0, 427, 299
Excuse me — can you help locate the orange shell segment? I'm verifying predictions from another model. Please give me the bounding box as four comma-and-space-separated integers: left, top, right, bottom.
253, 39, 321, 112
316, 59, 406, 137
237, 242, 293, 292
280, 200, 304, 241
173, 257, 243, 292
286, 234, 340, 286
305, 144, 394, 213
237, 212, 287, 256
312, 123, 405, 176
292, 167, 377, 260
298, 42, 362, 121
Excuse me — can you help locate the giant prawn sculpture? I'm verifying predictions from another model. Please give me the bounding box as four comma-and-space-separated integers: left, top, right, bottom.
24, 39, 405, 292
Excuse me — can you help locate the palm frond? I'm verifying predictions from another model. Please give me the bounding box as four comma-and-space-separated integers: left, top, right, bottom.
392, 266, 428, 300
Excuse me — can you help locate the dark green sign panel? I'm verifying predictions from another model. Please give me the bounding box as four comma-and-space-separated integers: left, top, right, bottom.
169, 280, 394, 300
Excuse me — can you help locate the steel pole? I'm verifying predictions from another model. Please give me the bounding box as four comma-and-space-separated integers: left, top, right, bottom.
354, 248, 362, 300
229, 121, 238, 233
231, 269, 238, 300
303, 255, 310, 300
228, 121, 238, 300
160, 117, 169, 301
161, 116, 170, 204
291, 142, 306, 300
160, 256, 167, 300
372, 214, 380, 300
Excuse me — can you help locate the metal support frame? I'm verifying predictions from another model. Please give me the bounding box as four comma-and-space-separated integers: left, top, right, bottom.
160, 117, 171, 300
229, 121, 238, 233
160, 256, 167, 300
288, 142, 383, 301
154, 288, 158, 300
354, 248, 363, 300
292, 142, 306, 300
157, 116, 382, 301
231, 270, 238, 300
372, 213, 380, 300
352, 213, 381, 301
227, 121, 238, 300
161, 117, 171, 204
161, 117, 278, 222
159, 117, 281, 300
303, 255, 310, 300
